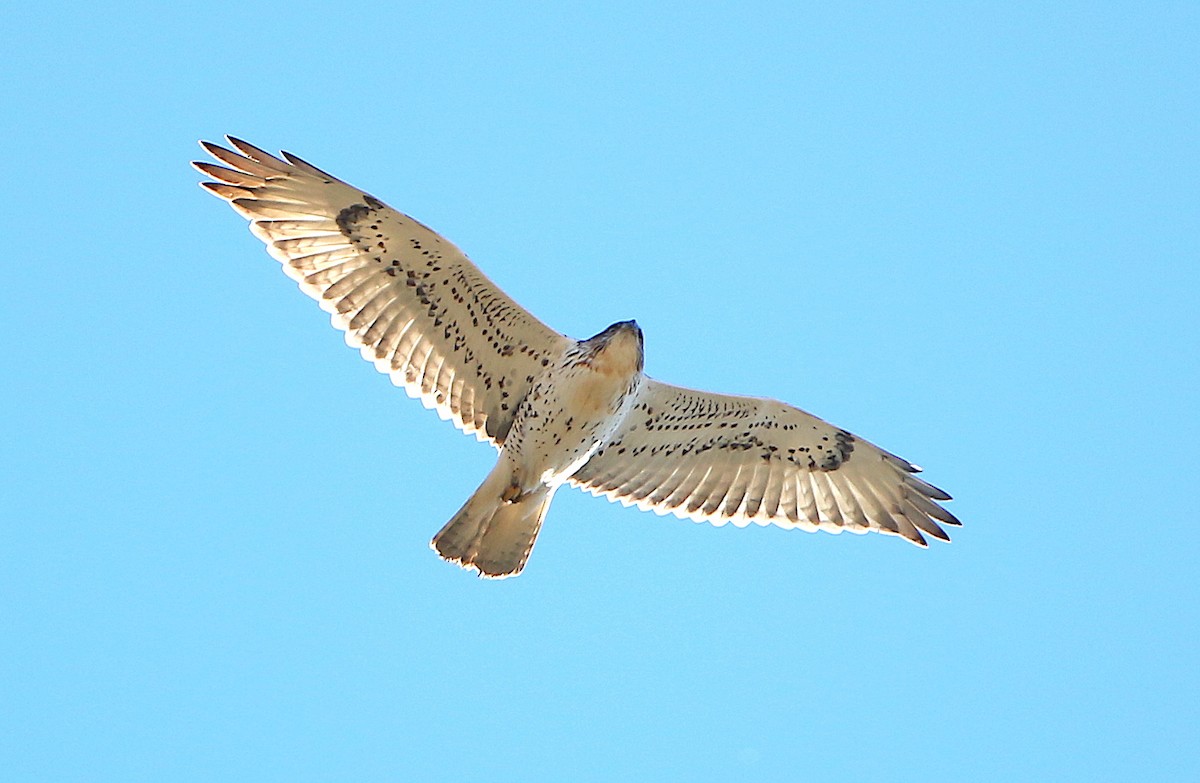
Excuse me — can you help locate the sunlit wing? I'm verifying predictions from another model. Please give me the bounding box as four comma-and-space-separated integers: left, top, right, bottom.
570, 379, 959, 545
194, 137, 572, 445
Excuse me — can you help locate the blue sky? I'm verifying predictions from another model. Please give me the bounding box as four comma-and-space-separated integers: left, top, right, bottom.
3, 1, 1197, 780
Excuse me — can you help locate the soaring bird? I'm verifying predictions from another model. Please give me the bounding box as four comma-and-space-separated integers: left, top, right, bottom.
194, 138, 959, 579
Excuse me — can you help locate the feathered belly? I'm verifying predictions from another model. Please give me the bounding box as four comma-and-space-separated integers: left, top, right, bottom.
506, 366, 641, 487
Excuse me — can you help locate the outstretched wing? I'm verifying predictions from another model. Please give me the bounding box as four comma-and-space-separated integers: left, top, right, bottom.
194, 137, 572, 445
570, 379, 959, 545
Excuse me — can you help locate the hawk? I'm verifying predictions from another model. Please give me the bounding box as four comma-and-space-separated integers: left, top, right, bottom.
194, 137, 959, 579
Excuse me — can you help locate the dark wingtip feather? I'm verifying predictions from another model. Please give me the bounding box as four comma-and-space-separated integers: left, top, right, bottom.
199, 139, 234, 158
916, 519, 951, 542
938, 507, 962, 527
281, 150, 337, 180
203, 182, 255, 200
192, 160, 257, 185
227, 136, 285, 164
906, 474, 952, 501
225, 135, 259, 153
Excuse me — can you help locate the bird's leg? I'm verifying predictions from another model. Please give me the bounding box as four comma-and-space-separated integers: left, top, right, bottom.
501, 477, 524, 504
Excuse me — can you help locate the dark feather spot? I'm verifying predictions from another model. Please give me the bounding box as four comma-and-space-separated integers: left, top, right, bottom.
335, 203, 370, 235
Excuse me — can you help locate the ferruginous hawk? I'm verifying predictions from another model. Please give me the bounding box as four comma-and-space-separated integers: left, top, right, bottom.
194, 137, 959, 579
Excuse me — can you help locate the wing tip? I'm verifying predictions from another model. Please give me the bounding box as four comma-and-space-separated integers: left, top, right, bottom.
198, 138, 232, 158
904, 473, 953, 501
201, 182, 255, 201
225, 135, 267, 157
281, 150, 337, 180
197, 180, 234, 199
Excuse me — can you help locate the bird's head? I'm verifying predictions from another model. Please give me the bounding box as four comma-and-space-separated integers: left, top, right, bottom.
583, 320, 644, 376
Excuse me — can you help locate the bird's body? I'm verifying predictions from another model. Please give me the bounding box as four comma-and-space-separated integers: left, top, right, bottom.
433, 322, 645, 574
194, 137, 960, 578
501, 322, 645, 488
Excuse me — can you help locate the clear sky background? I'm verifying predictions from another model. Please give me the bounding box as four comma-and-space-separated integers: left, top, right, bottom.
3, 2, 1197, 781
